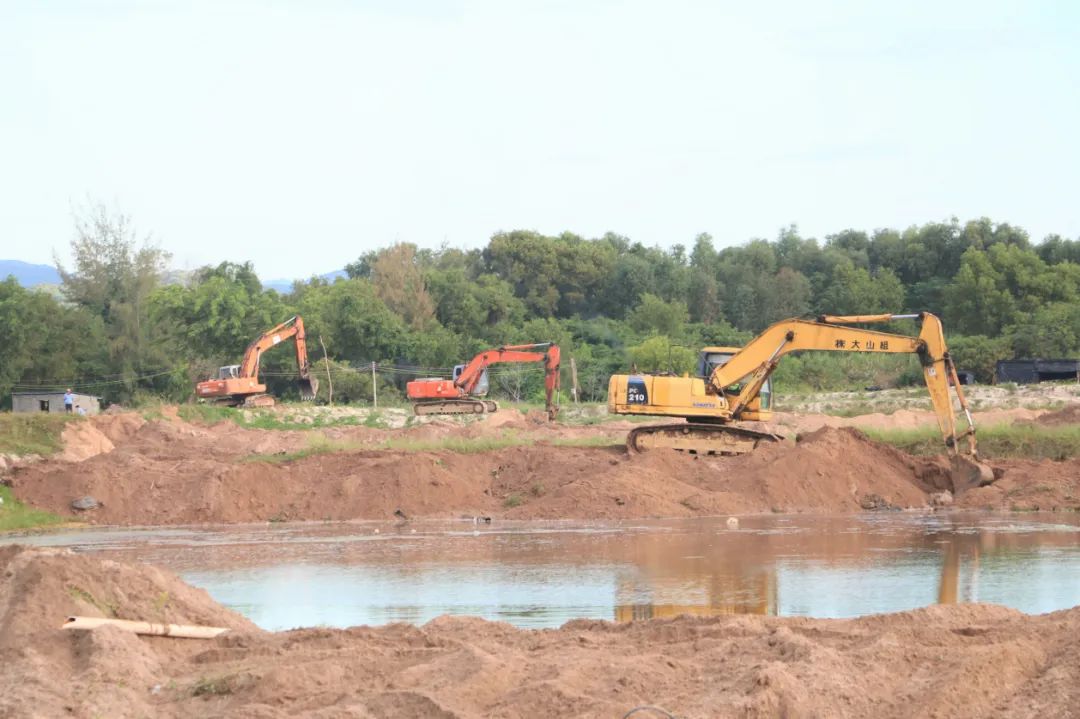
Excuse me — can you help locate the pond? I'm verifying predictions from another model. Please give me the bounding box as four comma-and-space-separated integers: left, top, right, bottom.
9, 513, 1080, 629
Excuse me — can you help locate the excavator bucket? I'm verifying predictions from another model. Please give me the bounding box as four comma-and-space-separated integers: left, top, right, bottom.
948, 455, 995, 495
298, 376, 319, 402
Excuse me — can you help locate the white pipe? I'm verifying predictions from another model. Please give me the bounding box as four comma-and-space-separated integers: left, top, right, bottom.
61, 616, 229, 639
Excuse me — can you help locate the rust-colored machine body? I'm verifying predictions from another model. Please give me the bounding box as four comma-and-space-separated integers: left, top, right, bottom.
195, 316, 318, 407
407, 343, 561, 418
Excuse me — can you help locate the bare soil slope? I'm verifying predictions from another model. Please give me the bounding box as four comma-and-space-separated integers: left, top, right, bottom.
10, 408, 1080, 523
8, 417, 950, 523
1, 547, 1078, 719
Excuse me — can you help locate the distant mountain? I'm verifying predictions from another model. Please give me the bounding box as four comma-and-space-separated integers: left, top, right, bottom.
263, 269, 347, 293
0, 260, 61, 287
0, 259, 346, 294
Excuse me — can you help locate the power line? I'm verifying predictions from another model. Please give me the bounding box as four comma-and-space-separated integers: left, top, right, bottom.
12, 369, 178, 393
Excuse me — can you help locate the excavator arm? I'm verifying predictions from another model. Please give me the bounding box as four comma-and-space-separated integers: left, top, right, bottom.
407, 342, 561, 418
237, 316, 318, 401
708, 312, 991, 487
455, 343, 562, 418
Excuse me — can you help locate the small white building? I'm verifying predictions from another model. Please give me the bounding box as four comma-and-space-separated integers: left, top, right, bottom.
12, 391, 101, 415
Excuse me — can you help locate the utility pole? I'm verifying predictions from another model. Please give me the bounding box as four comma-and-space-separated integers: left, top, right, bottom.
570, 357, 580, 404
371, 361, 378, 408
319, 335, 333, 406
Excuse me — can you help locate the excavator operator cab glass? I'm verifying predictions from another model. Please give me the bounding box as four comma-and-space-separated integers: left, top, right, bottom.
218, 365, 241, 380
452, 364, 490, 397
698, 351, 772, 410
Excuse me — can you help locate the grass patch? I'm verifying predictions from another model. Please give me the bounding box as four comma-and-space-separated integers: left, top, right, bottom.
0, 413, 73, 456
66, 585, 119, 616
243, 433, 359, 463
0, 485, 66, 532
363, 411, 388, 429
192, 676, 233, 697
866, 423, 1080, 460
377, 434, 534, 454
178, 403, 366, 431
503, 493, 524, 508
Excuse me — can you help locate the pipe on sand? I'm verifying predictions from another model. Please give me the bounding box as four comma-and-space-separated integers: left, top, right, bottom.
61, 616, 229, 639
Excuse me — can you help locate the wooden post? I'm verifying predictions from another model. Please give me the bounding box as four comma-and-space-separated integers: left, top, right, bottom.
319, 334, 333, 406
371, 361, 378, 408
570, 357, 580, 404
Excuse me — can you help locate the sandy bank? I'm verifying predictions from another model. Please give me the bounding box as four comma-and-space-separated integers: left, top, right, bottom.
1, 546, 1077, 718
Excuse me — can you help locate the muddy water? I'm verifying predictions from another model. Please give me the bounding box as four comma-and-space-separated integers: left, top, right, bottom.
10, 514, 1080, 629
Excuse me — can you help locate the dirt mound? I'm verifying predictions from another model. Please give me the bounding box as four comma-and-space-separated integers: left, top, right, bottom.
2, 549, 1078, 719
57, 421, 115, 462
956, 456, 1080, 512
1026, 405, 1080, 427
91, 413, 147, 444
0, 546, 258, 719
10, 426, 942, 524
704, 427, 935, 512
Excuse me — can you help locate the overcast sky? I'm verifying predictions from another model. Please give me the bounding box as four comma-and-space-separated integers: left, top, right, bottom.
3, 0, 1077, 280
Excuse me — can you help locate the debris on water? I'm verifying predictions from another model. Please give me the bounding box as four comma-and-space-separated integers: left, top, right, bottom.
726, 517, 739, 529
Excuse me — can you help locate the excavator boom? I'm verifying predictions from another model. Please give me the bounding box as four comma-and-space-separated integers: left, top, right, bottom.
609, 312, 993, 493
195, 316, 318, 407
407, 343, 561, 418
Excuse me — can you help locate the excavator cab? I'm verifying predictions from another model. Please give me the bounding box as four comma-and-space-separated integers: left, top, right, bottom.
698, 347, 773, 414
217, 365, 241, 380
452, 365, 490, 397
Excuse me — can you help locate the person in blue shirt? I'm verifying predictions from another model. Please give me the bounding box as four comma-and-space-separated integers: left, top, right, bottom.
64, 388, 74, 414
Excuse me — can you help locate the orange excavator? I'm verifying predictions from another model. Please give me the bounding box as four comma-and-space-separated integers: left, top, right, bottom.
407, 343, 561, 418
195, 316, 318, 407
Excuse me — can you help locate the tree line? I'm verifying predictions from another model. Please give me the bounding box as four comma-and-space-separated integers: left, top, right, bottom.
3, 205, 1079, 408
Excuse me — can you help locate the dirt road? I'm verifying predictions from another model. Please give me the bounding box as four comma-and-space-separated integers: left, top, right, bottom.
2, 545, 1077, 719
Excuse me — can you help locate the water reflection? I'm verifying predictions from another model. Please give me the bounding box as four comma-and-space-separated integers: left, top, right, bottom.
6, 514, 1079, 629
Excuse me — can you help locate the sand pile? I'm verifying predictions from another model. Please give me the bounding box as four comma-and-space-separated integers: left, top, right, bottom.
9, 425, 943, 524
701, 427, 935, 512
0, 546, 258, 719
57, 421, 115, 462
956, 457, 1080, 512
1, 547, 1078, 719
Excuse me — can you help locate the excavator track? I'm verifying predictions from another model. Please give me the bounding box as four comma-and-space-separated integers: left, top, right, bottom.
210, 395, 277, 408
627, 423, 783, 455
413, 400, 491, 416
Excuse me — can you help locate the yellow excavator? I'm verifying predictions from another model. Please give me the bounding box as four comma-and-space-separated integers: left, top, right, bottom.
608, 312, 995, 492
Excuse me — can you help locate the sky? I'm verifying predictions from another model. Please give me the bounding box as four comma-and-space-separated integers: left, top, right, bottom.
2, 0, 1078, 280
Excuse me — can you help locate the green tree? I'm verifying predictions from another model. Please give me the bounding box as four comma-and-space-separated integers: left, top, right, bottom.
370, 243, 436, 330
56, 204, 173, 402
150, 262, 287, 361
946, 335, 1013, 383
297, 279, 409, 362
627, 335, 696, 374
628, 293, 689, 336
